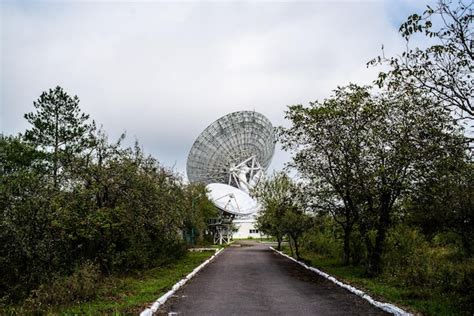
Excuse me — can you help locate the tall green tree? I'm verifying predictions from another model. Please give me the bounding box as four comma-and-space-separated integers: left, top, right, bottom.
182, 183, 217, 245
280, 86, 372, 265
2, 90, 220, 306
253, 172, 311, 259
279, 84, 463, 275
369, 0, 473, 120
281, 203, 312, 260
253, 172, 293, 250
0, 135, 56, 298
408, 155, 474, 254
24, 86, 95, 188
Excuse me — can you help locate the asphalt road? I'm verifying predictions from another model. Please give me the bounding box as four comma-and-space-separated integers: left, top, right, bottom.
157, 241, 388, 316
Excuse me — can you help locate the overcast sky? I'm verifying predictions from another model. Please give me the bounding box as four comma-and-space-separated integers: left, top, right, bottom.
1, 0, 434, 179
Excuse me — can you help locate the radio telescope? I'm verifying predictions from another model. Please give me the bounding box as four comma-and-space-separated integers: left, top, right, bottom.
187, 111, 275, 192
206, 183, 260, 216
186, 110, 275, 243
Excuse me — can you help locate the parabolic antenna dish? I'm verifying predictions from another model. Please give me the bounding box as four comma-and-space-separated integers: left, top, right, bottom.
187, 111, 275, 185
206, 183, 260, 216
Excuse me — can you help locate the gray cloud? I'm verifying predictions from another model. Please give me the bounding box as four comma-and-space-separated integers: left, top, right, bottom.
1, 0, 433, 178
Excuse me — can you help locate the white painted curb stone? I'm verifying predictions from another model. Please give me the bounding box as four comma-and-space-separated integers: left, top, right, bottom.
270, 247, 412, 316
140, 248, 224, 316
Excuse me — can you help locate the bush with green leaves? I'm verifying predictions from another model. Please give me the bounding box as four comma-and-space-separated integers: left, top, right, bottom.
301, 218, 342, 260
0, 87, 215, 307
25, 261, 101, 308
382, 225, 432, 286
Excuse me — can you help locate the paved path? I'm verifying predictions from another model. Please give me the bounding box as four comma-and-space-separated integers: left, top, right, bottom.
158, 241, 387, 315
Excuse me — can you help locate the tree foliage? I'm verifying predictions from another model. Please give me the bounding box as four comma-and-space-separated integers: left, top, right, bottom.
182, 183, 218, 245
253, 172, 293, 251
23, 86, 95, 188
268, 2, 474, 310
253, 172, 311, 259
408, 156, 474, 254
278, 84, 465, 275
0, 87, 215, 306
369, 0, 473, 120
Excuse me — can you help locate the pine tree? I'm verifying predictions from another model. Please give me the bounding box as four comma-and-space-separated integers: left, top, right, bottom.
24, 86, 95, 188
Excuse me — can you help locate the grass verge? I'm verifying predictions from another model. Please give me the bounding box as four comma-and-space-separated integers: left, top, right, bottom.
63, 250, 215, 315
4, 250, 216, 315
279, 247, 461, 316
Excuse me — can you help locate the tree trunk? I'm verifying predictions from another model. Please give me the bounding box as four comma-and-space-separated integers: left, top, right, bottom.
288, 237, 294, 257
461, 232, 473, 256
359, 220, 372, 261
277, 235, 282, 251
53, 104, 59, 189
293, 235, 301, 260
343, 225, 352, 265
368, 198, 391, 276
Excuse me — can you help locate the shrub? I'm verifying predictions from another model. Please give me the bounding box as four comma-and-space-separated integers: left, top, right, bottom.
431, 258, 474, 313
382, 225, 431, 286
349, 229, 367, 265
458, 260, 474, 313
382, 225, 474, 313
25, 261, 101, 309
302, 225, 342, 259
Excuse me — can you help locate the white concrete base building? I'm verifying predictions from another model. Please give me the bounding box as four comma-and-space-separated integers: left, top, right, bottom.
232, 215, 263, 239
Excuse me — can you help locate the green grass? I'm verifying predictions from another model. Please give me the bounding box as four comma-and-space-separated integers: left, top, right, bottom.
23, 250, 215, 315
280, 247, 462, 316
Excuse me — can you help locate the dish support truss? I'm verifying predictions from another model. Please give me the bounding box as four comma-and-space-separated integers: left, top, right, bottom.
228, 156, 264, 194
208, 217, 233, 245
206, 156, 263, 244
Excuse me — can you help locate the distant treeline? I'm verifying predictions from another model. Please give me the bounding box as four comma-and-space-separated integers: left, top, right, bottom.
0, 86, 216, 307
